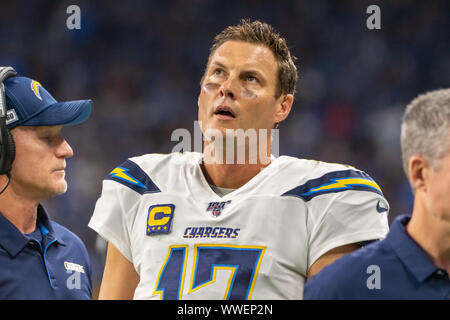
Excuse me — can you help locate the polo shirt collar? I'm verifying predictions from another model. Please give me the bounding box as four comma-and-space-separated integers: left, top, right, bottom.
37, 204, 66, 246
0, 211, 29, 257
0, 204, 65, 257
386, 214, 439, 283
36, 205, 54, 238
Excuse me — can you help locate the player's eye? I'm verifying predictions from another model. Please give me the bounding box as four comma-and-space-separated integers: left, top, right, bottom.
213, 68, 224, 76
244, 75, 259, 83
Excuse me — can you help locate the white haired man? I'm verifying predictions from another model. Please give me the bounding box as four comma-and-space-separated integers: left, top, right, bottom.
304, 89, 450, 299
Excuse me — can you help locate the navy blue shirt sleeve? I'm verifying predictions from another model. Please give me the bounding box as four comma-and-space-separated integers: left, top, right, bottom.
303, 259, 352, 300
303, 242, 385, 300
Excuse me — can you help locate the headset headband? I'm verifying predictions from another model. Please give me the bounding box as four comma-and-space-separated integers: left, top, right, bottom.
0, 67, 18, 117
0, 66, 18, 177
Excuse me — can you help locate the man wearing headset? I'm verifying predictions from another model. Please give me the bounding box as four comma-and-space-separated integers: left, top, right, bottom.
0, 67, 93, 299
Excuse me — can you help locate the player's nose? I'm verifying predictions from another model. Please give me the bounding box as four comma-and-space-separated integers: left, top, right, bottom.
219, 76, 238, 100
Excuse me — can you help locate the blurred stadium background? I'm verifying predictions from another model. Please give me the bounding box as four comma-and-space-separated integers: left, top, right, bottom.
1, 0, 449, 298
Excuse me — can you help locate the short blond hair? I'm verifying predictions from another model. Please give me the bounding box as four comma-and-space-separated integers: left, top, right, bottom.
202, 19, 298, 98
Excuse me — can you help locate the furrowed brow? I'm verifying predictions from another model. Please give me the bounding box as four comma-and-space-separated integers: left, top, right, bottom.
210, 61, 227, 70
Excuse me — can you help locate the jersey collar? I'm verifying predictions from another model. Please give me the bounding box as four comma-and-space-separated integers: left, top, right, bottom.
185, 152, 279, 200
182, 152, 280, 217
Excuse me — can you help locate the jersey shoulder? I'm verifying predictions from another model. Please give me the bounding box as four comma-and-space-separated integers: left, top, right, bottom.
276, 156, 384, 201
105, 151, 199, 195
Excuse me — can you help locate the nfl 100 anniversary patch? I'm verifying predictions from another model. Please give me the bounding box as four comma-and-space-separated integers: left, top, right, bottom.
206, 200, 231, 217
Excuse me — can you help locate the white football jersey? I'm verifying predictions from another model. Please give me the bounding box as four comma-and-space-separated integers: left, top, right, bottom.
89, 152, 389, 300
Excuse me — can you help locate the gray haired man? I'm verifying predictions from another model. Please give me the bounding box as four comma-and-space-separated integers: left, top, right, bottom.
304, 89, 450, 299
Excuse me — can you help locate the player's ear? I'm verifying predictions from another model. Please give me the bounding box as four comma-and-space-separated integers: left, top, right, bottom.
274, 93, 294, 124
409, 155, 429, 193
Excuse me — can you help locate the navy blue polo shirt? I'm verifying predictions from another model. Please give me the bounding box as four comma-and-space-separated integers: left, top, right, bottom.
0, 205, 92, 299
303, 215, 450, 300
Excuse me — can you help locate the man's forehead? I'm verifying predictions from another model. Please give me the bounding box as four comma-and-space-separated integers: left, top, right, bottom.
208, 40, 277, 72
14, 125, 63, 133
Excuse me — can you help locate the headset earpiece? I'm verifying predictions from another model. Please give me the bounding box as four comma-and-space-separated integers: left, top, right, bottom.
6, 129, 15, 170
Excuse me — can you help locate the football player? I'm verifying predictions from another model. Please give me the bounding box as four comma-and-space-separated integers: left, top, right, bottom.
89, 20, 389, 299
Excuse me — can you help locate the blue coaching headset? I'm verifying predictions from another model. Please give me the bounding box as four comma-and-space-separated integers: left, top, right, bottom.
0, 66, 93, 193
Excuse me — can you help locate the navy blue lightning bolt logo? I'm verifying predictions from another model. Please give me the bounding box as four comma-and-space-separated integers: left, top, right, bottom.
282, 169, 384, 201
107, 159, 161, 195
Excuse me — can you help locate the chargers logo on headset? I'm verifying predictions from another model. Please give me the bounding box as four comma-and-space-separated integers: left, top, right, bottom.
30, 80, 43, 100
146, 204, 175, 236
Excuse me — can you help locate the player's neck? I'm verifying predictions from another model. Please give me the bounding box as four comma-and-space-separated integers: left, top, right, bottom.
0, 180, 39, 234
407, 199, 450, 273
200, 153, 271, 190
200, 161, 269, 189
201, 139, 272, 189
